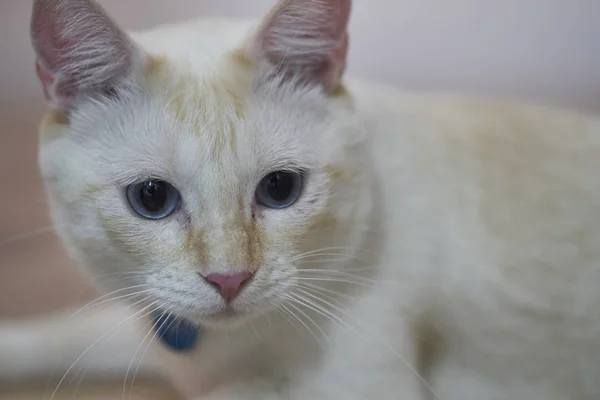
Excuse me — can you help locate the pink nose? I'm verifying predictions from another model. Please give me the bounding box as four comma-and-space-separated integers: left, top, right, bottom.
202, 272, 253, 302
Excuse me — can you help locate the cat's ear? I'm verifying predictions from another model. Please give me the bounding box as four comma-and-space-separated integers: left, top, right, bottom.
250, 0, 351, 93
31, 0, 137, 109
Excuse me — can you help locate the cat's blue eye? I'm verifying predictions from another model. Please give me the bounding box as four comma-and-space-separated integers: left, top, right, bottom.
255, 171, 303, 209
126, 180, 180, 220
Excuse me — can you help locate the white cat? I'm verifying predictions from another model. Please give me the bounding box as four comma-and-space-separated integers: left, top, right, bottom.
1, 0, 600, 399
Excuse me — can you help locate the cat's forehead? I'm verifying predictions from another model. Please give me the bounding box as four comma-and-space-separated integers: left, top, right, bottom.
141, 52, 327, 157
73, 51, 330, 191
141, 52, 253, 161
63, 18, 341, 189
130, 18, 258, 74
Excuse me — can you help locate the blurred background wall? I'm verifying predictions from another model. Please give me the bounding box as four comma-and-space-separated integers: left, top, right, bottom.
1, 0, 599, 318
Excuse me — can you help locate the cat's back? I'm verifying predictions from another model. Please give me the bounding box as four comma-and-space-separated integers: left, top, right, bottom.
352, 83, 600, 397
365, 88, 600, 286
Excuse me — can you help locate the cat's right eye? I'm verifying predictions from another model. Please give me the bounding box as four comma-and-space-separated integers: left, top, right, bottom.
126, 180, 181, 220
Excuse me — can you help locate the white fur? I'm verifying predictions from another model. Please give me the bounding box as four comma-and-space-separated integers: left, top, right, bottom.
2, 1, 600, 399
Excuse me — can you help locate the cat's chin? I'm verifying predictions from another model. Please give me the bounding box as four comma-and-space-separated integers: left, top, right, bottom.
199, 310, 255, 330
173, 305, 268, 330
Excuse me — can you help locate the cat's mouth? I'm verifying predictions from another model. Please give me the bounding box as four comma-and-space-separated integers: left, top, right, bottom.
200, 307, 248, 324
163, 303, 256, 330
208, 308, 242, 319
142, 270, 289, 329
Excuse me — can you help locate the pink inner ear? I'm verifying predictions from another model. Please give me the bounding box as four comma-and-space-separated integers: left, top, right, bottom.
252, 0, 351, 93
35, 60, 53, 101
30, 0, 135, 107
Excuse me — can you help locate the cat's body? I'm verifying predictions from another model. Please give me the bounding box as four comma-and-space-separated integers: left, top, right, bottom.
1, 1, 599, 399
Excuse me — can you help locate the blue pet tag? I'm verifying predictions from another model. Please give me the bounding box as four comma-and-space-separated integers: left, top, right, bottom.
152, 313, 203, 353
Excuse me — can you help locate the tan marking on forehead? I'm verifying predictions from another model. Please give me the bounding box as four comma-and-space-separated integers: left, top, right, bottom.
146, 54, 254, 157
208, 55, 256, 155
168, 81, 210, 144
221, 79, 249, 153
39, 108, 69, 144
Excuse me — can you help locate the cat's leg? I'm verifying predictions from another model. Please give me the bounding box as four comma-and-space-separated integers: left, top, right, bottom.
289, 318, 430, 400
197, 316, 429, 400
0, 304, 161, 383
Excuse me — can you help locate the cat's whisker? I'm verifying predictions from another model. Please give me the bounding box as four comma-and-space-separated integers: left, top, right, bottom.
297, 269, 375, 279
296, 266, 364, 275
291, 284, 347, 309
294, 285, 430, 346
287, 291, 408, 387
287, 292, 353, 338
67, 285, 150, 319
68, 301, 161, 396
294, 276, 375, 287
283, 295, 328, 346
294, 257, 367, 267
122, 315, 160, 399
90, 271, 149, 286
63, 273, 147, 303
71, 360, 91, 397
125, 307, 173, 400
284, 247, 373, 264
251, 323, 262, 342
274, 304, 300, 333
289, 252, 362, 261
92, 271, 150, 279
283, 246, 372, 259
92, 276, 147, 288
295, 282, 356, 300
79, 290, 154, 316
291, 289, 442, 400
295, 269, 377, 282
296, 269, 404, 288
266, 312, 273, 331
47, 300, 159, 400
278, 302, 323, 348
0, 226, 55, 248
128, 311, 176, 400
295, 258, 363, 265
50, 298, 157, 395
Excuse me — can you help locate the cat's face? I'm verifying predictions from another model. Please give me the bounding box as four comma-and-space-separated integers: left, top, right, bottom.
33, 0, 368, 328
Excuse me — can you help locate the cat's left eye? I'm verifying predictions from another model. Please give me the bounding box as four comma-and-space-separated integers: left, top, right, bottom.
126, 180, 180, 220
255, 171, 304, 209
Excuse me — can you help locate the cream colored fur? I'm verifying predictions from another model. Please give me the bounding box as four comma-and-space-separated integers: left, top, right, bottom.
1, 1, 600, 399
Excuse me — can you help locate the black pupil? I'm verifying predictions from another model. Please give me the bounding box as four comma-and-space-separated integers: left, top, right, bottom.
266, 172, 293, 202
140, 181, 167, 212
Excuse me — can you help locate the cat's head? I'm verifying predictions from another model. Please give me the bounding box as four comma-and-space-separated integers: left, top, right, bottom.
31, 0, 372, 329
